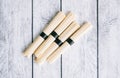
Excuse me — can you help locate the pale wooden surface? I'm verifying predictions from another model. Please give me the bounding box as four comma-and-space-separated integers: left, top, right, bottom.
0, 0, 120, 78
62, 0, 97, 78
33, 0, 61, 78
99, 0, 120, 78
0, 0, 32, 78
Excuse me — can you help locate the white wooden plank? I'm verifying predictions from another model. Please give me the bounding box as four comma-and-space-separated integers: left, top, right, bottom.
99, 0, 120, 78
62, 0, 97, 78
0, 0, 32, 78
33, 0, 61, 78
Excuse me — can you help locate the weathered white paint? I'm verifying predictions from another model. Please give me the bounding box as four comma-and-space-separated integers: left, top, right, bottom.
99, 0, 120, 78
0, 0, 32, 78
1, 0, 120, 78
62, 0, 97, 78
33, 0, 61, 78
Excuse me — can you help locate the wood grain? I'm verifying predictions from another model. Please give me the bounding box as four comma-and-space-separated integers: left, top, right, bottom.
62, 0, 97, 78
99, 0, 120, 78
1, 0, 120, 77
0, 0, 32, 78
33, 0, 61, 78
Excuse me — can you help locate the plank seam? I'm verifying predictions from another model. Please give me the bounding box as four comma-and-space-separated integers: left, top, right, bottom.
97, 0, 99, 78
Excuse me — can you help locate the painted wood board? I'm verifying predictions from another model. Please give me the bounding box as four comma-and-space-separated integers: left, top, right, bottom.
0, 0, 32, 78
0, 0, 120, 78
62, 0, 97, 78
99, 0, 120, 78
33, 0, 61, 78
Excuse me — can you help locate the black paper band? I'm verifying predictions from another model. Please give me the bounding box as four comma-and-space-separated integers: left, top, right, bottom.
54, 38, 63, 46
51, 31, 58, 38
66, 38, 74, 45
40, 32, 48, 39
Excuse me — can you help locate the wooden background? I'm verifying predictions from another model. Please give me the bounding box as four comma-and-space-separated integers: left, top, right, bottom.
0, 0, 120, 78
